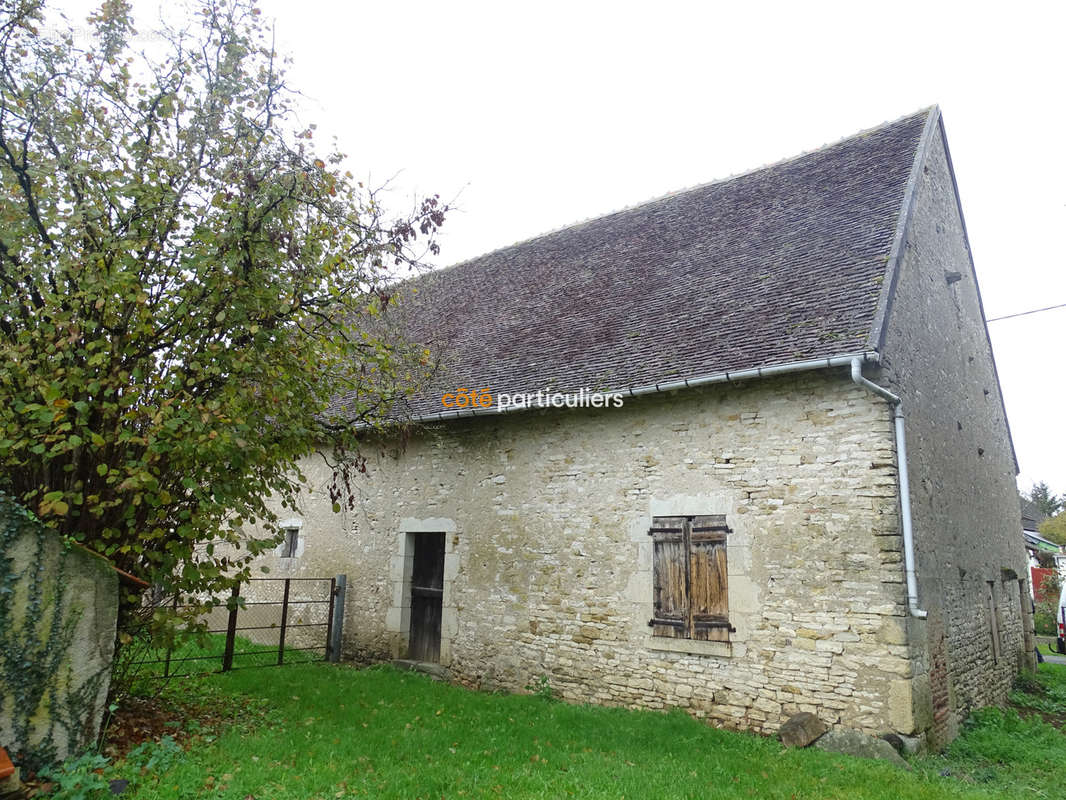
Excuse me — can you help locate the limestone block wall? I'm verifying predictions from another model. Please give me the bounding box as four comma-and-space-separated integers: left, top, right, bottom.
249, 373, 922, 736
878, 119, 1032, 747
0, 495, 118, 769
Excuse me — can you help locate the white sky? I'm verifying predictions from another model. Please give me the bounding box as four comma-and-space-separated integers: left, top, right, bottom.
57, 1, 1066, 499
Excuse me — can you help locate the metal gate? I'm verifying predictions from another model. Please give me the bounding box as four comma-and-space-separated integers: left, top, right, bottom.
136, 574, 346, 679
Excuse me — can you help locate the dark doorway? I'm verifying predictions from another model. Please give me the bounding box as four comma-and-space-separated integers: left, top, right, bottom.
409, 533, 445, 663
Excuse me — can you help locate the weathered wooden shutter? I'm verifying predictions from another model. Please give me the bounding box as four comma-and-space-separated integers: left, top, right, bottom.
650, 516, 688, 638
650, 515, 731, 640
688, 515, 729, 642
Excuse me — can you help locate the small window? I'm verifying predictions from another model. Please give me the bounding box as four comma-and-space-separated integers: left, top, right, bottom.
280, 527, 300, 558
649, 515, 732, 641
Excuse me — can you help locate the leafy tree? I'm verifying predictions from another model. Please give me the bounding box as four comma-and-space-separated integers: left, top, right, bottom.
1040, 514, 1066, 547
0, 0, 445, 629
1029, 481, 1064, 519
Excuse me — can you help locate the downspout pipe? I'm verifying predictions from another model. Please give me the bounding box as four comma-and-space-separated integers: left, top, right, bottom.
850, 358, 928, 619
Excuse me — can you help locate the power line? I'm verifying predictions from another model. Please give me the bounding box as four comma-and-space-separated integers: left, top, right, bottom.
987, 303, 1066, 323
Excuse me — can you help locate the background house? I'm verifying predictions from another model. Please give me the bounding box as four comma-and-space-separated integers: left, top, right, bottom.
246, 107, 1030, 750
1022, 495, 1062, 601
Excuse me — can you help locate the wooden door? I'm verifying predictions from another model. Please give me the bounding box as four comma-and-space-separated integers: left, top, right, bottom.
409, 533, 445, 663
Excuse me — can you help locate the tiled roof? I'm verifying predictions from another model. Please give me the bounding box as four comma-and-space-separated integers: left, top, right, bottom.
1021, 496, 1047, 531
365, 109, 932, 420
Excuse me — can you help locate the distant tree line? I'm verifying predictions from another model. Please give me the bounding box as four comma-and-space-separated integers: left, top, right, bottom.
1030, 482, 1066, 546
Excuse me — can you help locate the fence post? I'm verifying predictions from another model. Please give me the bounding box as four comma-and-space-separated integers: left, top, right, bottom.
278, 578, 291, 666
221, 581, 241, 672
163, 592, 179, 678
327, 574, 346, 663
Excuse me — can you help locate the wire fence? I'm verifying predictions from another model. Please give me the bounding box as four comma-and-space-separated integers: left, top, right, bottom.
133, 575, 346, 679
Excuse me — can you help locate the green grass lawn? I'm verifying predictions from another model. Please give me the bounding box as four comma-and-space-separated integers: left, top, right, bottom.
66, 662, 1066, 800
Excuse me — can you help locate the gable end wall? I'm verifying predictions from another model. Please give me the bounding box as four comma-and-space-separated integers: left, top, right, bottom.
879, 121, 1033, 747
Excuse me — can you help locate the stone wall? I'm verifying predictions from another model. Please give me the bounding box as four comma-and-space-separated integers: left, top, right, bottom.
878, 118, 1033, 747
0, 496, 118, 769
248, 372, 922, 736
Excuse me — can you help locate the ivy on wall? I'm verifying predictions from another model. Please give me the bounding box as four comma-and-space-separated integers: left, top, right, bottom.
0, 493, 110, 771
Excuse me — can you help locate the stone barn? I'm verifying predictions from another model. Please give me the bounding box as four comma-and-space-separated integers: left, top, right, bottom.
247, 107, 1032, 750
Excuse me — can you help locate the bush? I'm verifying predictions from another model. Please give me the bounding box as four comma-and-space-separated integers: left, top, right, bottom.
38, 751, 112, 800
1035, 609, 1057, 636
38, 737, 182, 800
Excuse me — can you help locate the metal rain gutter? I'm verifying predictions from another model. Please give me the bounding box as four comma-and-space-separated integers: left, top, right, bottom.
404, 351, 882, 425
850, 357, 928, 619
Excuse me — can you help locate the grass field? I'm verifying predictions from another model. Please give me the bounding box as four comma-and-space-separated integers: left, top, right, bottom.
49, 661, 1066, 800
